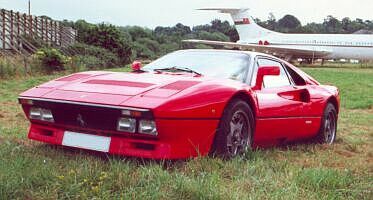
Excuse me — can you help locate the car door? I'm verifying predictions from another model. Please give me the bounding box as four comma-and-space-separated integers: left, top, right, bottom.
253, 57, 310, 143
282, 62, 323, 139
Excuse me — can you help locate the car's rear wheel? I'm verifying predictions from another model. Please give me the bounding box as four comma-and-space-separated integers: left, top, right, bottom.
211, 99, 254, 158
316, 103, 337, 144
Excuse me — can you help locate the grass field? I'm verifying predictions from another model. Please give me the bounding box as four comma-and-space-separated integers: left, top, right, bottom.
0, 67, 372, 199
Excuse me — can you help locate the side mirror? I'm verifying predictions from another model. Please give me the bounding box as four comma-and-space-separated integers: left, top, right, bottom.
253, 66, 280, 90
131, 60, 142, 72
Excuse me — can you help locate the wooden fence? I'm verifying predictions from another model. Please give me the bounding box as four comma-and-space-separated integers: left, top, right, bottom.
0, 8, 76, 56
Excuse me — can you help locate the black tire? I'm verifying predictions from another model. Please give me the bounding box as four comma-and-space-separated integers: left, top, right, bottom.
316, 103, 337, 144
211, 99, 255, 158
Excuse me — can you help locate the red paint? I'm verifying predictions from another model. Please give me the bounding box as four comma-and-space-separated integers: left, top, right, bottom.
84, 79, 154, 88
234, 18, 250, 25
242, 18, 250, 24
56, 74, 91, 82
19, 51, 340, 159
253, 66, 280, 90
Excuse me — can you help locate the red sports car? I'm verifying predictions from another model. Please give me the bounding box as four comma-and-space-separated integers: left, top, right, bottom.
19, 49, 340, 159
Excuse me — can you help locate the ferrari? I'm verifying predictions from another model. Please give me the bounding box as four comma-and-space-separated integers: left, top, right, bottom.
19, 49, 340, 159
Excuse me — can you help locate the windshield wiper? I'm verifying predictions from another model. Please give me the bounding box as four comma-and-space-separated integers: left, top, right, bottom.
153, 66, 202, 76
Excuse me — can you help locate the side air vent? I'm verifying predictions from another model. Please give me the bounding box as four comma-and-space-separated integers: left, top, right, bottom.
84, 80, 155, 88
56, 74, 91, 81
160, 81, 200, 90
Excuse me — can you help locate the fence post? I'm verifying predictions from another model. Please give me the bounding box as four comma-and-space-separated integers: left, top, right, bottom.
50, 19, 53, 44
10, 10, 14, 47
40, 17, 43, 40
54, 21, 57, 44
23, 13, 27, 35
59, 24, 62, 46
2, 9, 5, 49
35, 16, 38, 38
29, 14, 33, 36
45, 18, 48, 44
16, 12, 20, 50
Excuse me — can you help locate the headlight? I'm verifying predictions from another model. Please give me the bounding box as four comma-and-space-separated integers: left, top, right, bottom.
139, 120, 158, 135
117, 118, 136, 133
29, 107, 54, 122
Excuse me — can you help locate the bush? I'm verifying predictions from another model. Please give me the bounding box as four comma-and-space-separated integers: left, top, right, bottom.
0, 56, 35, 78
158, 42, 180, 55
73, 55, 107, 70
132, 42, 156, 59
0, 59, 16, 78
84, 23, 133, 64
196, 31, 230, 41
34, 48, 68, 72
68, 43, 120, 68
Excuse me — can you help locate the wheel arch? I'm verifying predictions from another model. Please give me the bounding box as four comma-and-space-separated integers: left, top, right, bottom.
228, 91, 257, 119
327, 96, 339, 114
210, 90, 257, 156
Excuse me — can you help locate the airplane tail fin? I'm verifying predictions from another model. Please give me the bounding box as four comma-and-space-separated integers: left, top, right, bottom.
198, 8, 274, 41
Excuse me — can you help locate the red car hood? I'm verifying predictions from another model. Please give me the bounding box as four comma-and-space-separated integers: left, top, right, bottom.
20, 71, 207, 107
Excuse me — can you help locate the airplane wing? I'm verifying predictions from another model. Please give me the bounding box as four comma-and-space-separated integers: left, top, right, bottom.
183, 39, 332, 58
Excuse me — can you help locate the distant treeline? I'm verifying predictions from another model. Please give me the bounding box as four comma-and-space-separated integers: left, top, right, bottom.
2, 14, 372, 78
255, 14, 373, 34
59, 14, 373, 66
61, 19, 238, 64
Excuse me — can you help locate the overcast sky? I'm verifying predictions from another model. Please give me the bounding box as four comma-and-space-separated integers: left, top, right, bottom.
1, 0, 372, 28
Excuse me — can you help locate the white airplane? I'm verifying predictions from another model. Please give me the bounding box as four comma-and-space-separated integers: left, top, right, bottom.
185, 8, 373, 62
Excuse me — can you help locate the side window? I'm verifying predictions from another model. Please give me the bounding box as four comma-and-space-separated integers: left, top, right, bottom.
257, 58, 291, 88
284, 64, 307, 86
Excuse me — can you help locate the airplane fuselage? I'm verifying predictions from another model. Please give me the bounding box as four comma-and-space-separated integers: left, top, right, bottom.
195, 8, 373, 61
240, 33, 373, 60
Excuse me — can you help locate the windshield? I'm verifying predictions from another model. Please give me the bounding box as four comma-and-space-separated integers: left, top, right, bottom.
143, 50, 251, 81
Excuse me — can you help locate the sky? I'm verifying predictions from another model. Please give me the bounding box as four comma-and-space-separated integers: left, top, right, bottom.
0, 0, 372, 28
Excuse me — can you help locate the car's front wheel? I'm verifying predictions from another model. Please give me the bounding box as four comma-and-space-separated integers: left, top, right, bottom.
316, 103, 337, 144
211, 99, 255, 158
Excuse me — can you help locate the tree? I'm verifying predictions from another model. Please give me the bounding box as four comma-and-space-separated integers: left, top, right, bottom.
73, 20, 95, 43
173, 23, 192, 36
197, 31, 230, 41
302, 22, 325, 33
278, 15, 301, 32
341, 17, 351, 33
85, 23, 133, 64
323, 15, 342, 33
122, 26, 153, 41
154, 26, 173, 36
266, 13, 277, 30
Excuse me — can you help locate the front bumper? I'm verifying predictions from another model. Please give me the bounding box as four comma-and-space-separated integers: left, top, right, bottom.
28, 119, 219, 159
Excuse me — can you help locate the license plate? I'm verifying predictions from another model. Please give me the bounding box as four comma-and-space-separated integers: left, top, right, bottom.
62, 131, 111, 152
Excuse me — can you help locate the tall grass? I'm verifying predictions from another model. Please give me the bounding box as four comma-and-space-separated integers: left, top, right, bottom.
0, 67, 372, 199
0, 57, 71, 79
0, 56, 27, 78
